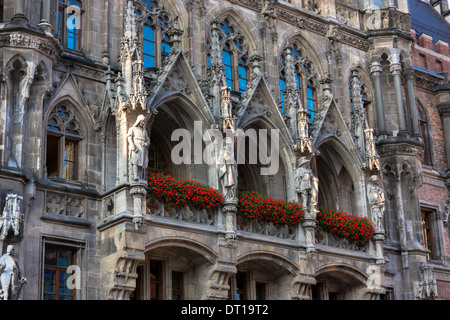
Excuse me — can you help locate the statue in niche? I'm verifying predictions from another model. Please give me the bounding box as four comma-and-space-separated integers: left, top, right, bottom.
218, 137, 238, 201
367, 175, 385, 231
0, 245, 27, 300
295, 157, 314, 212
127, 114, 150, 182
0, 194, 23, 240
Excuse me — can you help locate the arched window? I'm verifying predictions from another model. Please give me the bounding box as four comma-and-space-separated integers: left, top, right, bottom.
148, 134, 171, 174
418, 104, 433, 166
46, 104, 83, 180
279, 43, 316, 120
58, 0, 84, 51
211, 18, 249, 93
139, 0, 173, 69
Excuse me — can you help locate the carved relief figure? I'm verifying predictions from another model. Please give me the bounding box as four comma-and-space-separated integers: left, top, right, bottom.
0, 245, 27, 300
0, 194, 23, 240
127, 114, 150, 181
218, 137, 238, 201
367, 175, 385, 231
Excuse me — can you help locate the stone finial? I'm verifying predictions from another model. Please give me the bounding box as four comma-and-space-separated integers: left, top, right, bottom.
0, 194, 23, 240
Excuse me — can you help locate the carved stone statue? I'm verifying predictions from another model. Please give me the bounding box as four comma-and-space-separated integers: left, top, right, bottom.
0, 245, 27, 300
310, 176, 319, 215
218, 137, 238, 201
0, 194, 23, 240
127, 114, 150, 181
295, 157, 314, 212
367, 175, 385, 231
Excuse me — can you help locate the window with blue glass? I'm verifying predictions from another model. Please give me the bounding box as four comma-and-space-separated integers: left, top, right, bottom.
141, 1, 173, 69
223, 44, 234, 89
214, 19, 249, 93
143, 19, 156, 68
279, 44, 316, 119
238, 58, 248, 94
307, 80, 316, 121
58, 0, 83, 51
43, 245, 77, 300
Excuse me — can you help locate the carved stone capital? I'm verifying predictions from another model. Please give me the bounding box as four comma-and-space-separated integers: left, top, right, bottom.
130, 185, 147, 196
370, 62, 383, 77
389, 63, 402, 76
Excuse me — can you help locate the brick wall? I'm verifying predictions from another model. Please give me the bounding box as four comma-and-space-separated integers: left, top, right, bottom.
411, 29, 450, 75
437, 280, 450, 300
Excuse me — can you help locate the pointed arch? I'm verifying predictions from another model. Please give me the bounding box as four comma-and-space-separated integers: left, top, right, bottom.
416, 99, 434, 167
44, 97, 89, 181
278, 34, 326, 121
315, 135, 367, 216
205, 7, 261, 54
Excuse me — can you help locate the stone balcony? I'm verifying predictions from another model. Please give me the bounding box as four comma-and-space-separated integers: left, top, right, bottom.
142, 194, 376, 258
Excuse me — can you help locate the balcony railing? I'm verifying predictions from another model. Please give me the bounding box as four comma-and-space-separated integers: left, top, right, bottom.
236, 215, 297, 241
146, 194, 216, 226
315, 225, 369, 253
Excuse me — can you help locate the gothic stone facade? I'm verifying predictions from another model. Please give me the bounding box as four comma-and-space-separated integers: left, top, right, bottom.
0, 0, 449, 300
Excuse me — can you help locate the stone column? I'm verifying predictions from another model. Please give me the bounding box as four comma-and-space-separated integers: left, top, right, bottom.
130, 183, 146, 230
390, 62, 408, 137
12, 0, 28, 24
38, 0, 52, 32
222, 199, 237, 245
373, 232, 385, 265
302, 214, 316, 258
370, 62, 388, 137
403, 67, 420, 138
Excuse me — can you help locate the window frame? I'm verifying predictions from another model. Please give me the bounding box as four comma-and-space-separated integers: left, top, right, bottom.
279, 44, 316, 120
139, 1, 172, 69
58, 0, 84, 51
171, 271, 184, 300
46, 104, 83, 181
43, 244, 77, 300
207, 18, 249, 93
421, 208, 437, 261
150, 259, 163, 300
418, 103, 434, 167
236, 272, 247, 300
40, 236, 87, 301
148, 132, 171, 175
306, 80, 317, 122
